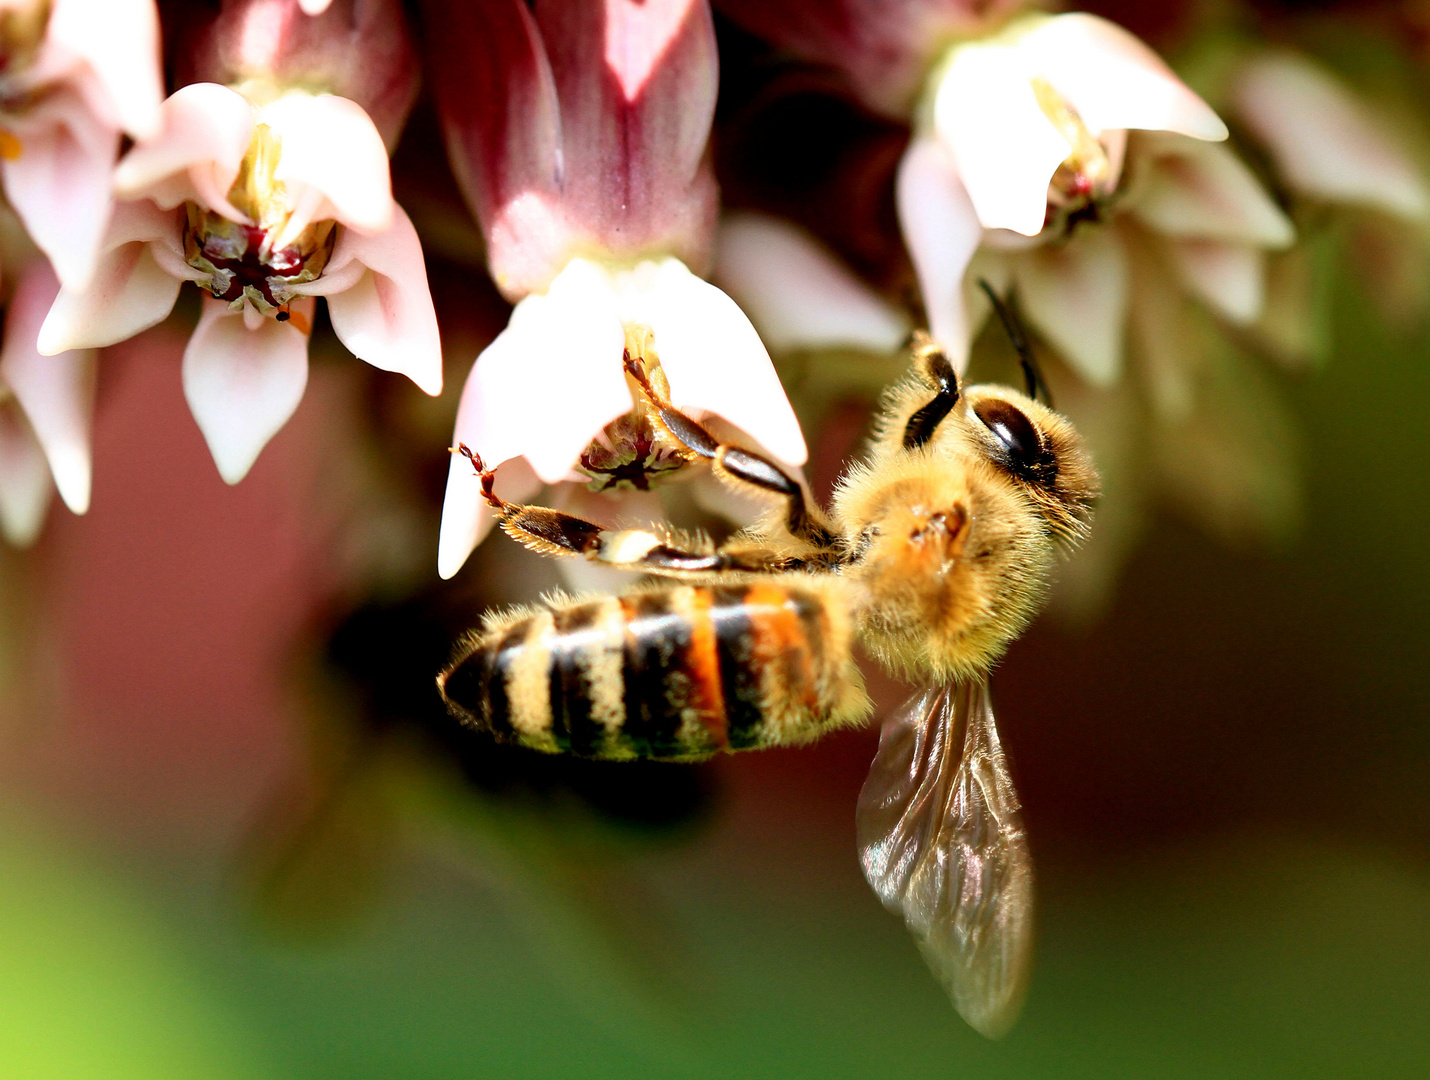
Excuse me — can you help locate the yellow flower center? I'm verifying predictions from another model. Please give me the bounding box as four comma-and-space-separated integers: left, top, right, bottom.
183, 109, 337, 318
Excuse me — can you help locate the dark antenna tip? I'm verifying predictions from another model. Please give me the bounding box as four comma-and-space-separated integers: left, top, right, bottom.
976, 279, 1053, 409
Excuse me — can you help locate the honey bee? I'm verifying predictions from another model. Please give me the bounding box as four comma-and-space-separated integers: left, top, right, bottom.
438, 330, 1097, 1037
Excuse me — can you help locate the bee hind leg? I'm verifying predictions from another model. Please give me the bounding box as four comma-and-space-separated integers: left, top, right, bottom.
622, 353, 840, 553
453, 443, 783, 574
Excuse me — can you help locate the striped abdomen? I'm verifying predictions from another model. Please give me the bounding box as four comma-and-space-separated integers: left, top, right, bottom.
438, 580, 870, 760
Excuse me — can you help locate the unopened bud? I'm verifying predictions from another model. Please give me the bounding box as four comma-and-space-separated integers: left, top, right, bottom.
184, 0, 417, 146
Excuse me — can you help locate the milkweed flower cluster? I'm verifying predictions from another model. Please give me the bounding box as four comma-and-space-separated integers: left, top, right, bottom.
0, 0, 1423, 613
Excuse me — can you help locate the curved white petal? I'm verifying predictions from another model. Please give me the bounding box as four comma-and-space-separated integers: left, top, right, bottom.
0, 400, 54, 546
1016, 228, 1128, 386
934, 44, 1071, 236
298, 0, 334, 12
437, 453, 541, 581
264, 93, 394, 242
896, 138, 984, 370
182, 297, 314, 484
624, 258, 806, 466
114, 83, 254, 218
1132, 139, 1294, 248
1166, 239, 1265, 325
1234, 52, 1430, 221
1022, 14, 1227, 142
1, 261, 95, 514
1, 88, 120, 291
48, 0, 164, 139
485, 260, 630, 482
291, 205, 442, 394
716, 212, 909, 354
38, 200, 189, 355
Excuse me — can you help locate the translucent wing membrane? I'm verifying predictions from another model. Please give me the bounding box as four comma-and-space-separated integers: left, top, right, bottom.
856, 680, 1034, 1038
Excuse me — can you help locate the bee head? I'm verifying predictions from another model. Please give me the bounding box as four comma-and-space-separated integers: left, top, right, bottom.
834, 337, 1098, 683
958, 383, 1098, 543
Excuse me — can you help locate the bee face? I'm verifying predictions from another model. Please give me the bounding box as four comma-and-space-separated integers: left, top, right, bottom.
960, 384, 1098, 542
836, 379, 1097, 683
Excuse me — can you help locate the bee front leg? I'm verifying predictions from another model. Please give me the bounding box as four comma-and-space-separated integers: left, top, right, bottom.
452, 445, 785, 576
622, 353, 839, 552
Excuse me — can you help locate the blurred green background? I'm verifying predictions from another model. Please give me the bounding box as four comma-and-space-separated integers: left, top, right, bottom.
0, 239, 1427, 1079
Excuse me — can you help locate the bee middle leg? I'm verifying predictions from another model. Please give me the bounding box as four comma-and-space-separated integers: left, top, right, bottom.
622, 353, 839, 552
453, 445, 789, 575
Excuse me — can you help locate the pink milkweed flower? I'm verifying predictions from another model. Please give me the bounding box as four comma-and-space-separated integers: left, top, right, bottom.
903, 128, 1295, 386
37, 0, 440, 485
0, 0, 164, 292
0, 243, 96, 545
910, 12, 1229, 239
426, 0, 807, 579
893, 12, 1291, 381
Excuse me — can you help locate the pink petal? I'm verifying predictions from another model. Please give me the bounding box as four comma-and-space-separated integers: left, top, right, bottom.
1132, 137, 1294, 248
1015, 227, 1129, 386
1165, 239, 1265, 325
262, 93, 394, 242
48, 0, 165, 139
1021, 14, 1227, 142
291, 204, 442, 394
188, 0, 420, 149
437, 453, 540, 580
933, 43, 1074, 236
627, 258, 807, 465
1234, 52, 1430, 221
715, 212, 909, 354
0, 399, 54, 546
535, 0, 720, 268
484, 190, 582, 301
421, 0, 563, 269
182, 297, 315, 484
38, 201, 190, 355
1, 87, 121, 291
114, 83, 255, 218
0, 260, 95, 514
895, 137, 983, 369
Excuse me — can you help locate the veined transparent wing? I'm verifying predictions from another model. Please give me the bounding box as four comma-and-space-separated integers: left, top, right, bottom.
856, 679, 1034, 1038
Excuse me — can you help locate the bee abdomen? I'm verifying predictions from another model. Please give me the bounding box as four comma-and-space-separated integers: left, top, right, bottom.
438, 582, 869, 760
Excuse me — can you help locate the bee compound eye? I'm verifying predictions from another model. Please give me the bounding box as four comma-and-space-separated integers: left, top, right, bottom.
973, 398, 1045, 475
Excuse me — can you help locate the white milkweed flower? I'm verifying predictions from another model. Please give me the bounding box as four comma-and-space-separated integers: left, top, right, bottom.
37, 0, 441, 485
426, 0, 808, 579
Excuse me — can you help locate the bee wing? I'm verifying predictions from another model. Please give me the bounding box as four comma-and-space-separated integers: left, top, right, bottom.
856, 679, 1034, 1038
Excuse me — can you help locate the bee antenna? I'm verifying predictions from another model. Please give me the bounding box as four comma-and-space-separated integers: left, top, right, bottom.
977, 279, 1053, 409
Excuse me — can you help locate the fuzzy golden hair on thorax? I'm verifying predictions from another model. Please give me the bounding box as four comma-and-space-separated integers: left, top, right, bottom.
829, 344, 1098, 684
